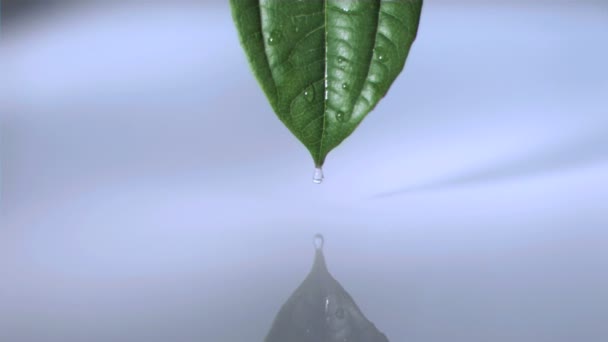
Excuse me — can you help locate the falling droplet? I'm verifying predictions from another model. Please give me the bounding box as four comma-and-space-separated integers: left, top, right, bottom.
312, 167, 324, 184
267, 30, 283, 45
341, 82, 348, 90
304, 86, 315, 103
335, 308, 345, 319
375, 46, 389, 62
314, 234, 324, 250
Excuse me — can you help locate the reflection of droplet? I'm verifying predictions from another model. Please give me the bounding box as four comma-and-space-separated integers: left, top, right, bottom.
267, 30, 283, 45
336, 308, 345, 319
312, 167, 324, 184
304, 86, 315, 103
314, 234, 324, 250
375, 46, 389, 62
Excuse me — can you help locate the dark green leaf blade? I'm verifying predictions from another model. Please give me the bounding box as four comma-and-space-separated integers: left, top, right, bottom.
230, 0, 422, 168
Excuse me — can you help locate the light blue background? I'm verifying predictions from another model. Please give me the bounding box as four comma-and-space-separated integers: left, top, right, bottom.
1, 1, 607, 341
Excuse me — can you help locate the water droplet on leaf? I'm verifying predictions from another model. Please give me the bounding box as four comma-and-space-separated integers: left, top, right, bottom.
335, 111, 347, 122
341, 82, 348, 90
267, 30, 283, 45
304, 86, 315, 103
375, 46, 389, 62
312, 167, 324, 184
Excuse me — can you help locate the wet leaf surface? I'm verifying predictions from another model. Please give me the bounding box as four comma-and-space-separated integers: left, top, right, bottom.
230, 0, 422, 168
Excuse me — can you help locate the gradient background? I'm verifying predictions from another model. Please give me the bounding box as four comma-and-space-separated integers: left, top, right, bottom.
1, 1, 607, 341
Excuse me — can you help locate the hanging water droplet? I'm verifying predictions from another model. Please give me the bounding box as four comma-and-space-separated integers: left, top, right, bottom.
267, 30, 283, 45
312, 167, 324, 184
314, 234, 324, 250
335, 308, 345, 319
304, 86, 315, 103
375, 46, 389, 62
335, 111, 347, 122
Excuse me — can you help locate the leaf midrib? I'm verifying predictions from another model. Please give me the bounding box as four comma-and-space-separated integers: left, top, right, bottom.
318, 0, 329, 167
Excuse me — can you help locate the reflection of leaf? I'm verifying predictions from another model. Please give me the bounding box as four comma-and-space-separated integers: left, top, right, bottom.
266, 234, 389, 342
230, 0, 422, 170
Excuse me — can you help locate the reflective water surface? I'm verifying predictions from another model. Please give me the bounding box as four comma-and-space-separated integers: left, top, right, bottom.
1, 1, 607, 341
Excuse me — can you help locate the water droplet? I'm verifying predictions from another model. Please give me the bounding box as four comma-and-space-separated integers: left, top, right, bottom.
267, 30, 283, 45
337, 56, 345, 64
335, 111, 347, 122
304, 86, 315, 103
341, 82, 348, 90
294, 26, 300, 33
312, 167, 324, 184
375, 46, 389, 62
314, 234, 324, 250
335, 308, 345, 319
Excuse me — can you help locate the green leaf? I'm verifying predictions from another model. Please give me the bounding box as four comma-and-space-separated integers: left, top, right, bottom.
230, 0, 422, 169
